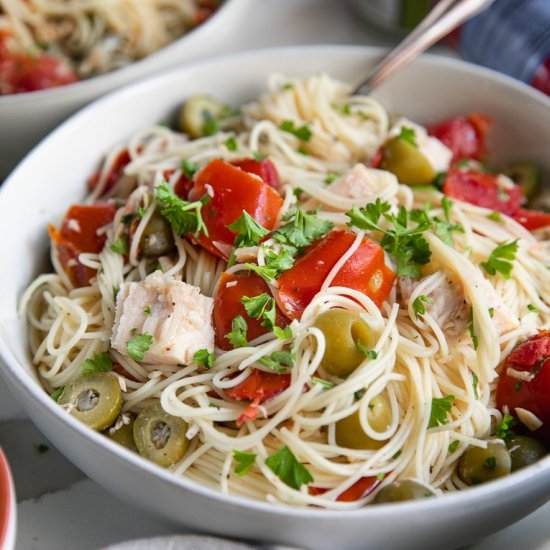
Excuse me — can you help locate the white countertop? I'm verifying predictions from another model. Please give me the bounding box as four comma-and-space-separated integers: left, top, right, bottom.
1, 0, 549, 548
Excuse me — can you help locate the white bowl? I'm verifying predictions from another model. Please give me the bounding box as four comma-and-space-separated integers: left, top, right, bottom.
0, 449, 16, 550
0, 46, 549, 550
0, 0, 250, 181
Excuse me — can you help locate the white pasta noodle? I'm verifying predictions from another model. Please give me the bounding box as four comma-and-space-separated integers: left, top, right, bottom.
21, 74, 550, 509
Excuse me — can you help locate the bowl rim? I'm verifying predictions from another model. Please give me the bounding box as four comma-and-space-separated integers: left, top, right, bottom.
0, 0, 243, 105
0, 43, 549, 521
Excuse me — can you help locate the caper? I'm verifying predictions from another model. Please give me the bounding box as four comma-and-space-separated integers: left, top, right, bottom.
179, 94, 230, 138
140, 209, 175, 257
380, 136, 435, 185
106, 417, 138, 452
374, 479, 435, 503
58, 373, 122, 431
335, 395, 392, 450
502, 161, 540, 200
134, 403, 188, 467
313, 309, 374, 378
458, 441, 512, 485
506, 435, 547, 471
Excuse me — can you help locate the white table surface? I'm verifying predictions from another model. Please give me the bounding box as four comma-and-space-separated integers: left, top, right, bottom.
1, 0, 549, 548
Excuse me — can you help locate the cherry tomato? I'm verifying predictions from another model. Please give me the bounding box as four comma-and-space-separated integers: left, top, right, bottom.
511, 209, 550, 231
213, 272, 289, 350
309, 476, 382, 502
188, 159, 283, 259
49, 202, 117, 287
442, 169, 522, 216
496, 331, 550, 445
231, 158, 281, 190
172, 170, 193, 200
87, 149, 132, 194
276, 230, 395, 320
428, 113, 491, 163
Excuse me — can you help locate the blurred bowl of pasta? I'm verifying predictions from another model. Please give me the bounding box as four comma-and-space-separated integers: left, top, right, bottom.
0, 0, 249, 181
0, 46, 549, 550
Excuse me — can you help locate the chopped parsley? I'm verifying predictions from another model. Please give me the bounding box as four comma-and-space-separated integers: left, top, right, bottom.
227, 211, 269, 255
527, 304, 540, 313
137, 207, 148, 220
487, 211, 502, 222
356, 341, 377, 359
274, 325, 293, 340
399, 126, 417, 148
181, 159, 198, 179
156, 182, 207, 237
127, 332, 153, 361
347, 199, 432, 278
233, 450, 256, 476
467, 310, 478, 350
488, 307, 494, 318
311, 377, 334, 389
82, 352, 113, 376
253, 152, 267, 161
225, 136, 238, 151
280, 120, 312, 141
143, 306, 152, 316
110, 235, 128, 256
483, 456, 497, 471
324, 172, 340, 184
412, 294, 432, 318
51, 387, 65, 402
193, 349, 215, 369
226, 315, 249, 348
241, 293, 276, 329
273, 208, 333, 250
472, 372, 479, 400
259, 351, 294, 373
265, 446, 313, 490
481, 240, 519, 279
432, 196, 464, 246
448, 440, 460, 453
428, 395, 454, 428
245, 246, 295, 285
495, 414, 516, 441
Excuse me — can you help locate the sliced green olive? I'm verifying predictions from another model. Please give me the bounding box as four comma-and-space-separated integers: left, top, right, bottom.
179, 94, 229, 138
374, 479, 435, 503
140, 209, 175, 257
502, 161, 540, 200
313, 309, 374, 378
335, 395, 392, 450
380, 136, 435, 185
505, 435, 547, 471
106, 417, 138, 452
134, 403, 188, 467
58, 373, 122, 431
458, 441, 511, 485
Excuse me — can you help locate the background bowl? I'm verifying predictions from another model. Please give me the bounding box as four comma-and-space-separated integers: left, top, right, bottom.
0, 0, 250, 181
0, 449, 16, 550
0, 46, 549, 550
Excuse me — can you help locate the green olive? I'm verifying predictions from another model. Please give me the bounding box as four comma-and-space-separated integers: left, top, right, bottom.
134, 403, 188, 467
380, 136, 435, 185
374, 479, 435, 503
335, 395, 392, 450
506, 435, 547, 471
502, 161, 540, 200
458, 441, 512, 485
58, 373, 122, 431
106, 417, 138, 452
140, 209, 175, 257
179, 94, 229, 138
313, 309, 374, 378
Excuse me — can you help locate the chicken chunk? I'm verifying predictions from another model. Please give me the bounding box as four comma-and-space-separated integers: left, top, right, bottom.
111, 272, 214, 365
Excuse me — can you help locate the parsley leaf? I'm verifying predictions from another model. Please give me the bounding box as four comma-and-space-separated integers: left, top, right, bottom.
311, 377, 334, 389
448, 440, 460, 453
495, 414, 516, 441
259, 351, 294, 373
245, 246, 295, 285
399, 126, 417, 148
280, 120, 312, 141
233, 450, 256, 476
193, 349, 215, 369
356, 341, 377, 359
127, 332, 153, 361
274, 325, 293, 340
428, 395, 454, 428
181, 159, 198, 179
324, 172, 340, 184
110, 235, 128, 255
242, 293, 276, 329
412, 294, 432, 318
82, 352, 113, 376
432, 197, 464, 246
51, 387, 65, 402
156, 182, 207, 237
265, 446, 313, 490
527, 304, 540, 313
226, 315, 249, 348
227, 211, 269, 250
472, 372, 479, 400
487, 211, 502, 222
481, 240, 519, 279
467, 310, 478, 350
273, 209, 333, 249
225, 136, 238, 151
